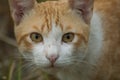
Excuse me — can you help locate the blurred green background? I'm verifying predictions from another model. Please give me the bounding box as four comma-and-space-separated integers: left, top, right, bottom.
0, 0, 57, 80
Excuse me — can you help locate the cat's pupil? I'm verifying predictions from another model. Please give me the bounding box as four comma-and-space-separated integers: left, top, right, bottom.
35, 35, 39, 39
66, 35, 70, 39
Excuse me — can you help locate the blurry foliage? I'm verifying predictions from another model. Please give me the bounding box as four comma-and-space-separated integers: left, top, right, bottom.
0, 0, 57, 80
37, 0, 47, 2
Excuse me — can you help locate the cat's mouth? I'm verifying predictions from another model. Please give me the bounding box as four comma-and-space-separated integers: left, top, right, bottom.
44, 63, 61, 69
49, 63, 56, 68
42, 62, 65, 71
42, 64, 62, 73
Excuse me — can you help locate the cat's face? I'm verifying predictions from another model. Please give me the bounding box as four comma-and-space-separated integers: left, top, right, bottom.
9, 0, 93, 70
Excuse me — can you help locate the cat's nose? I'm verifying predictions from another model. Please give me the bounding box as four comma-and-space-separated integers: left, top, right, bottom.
46, 54, 59, 64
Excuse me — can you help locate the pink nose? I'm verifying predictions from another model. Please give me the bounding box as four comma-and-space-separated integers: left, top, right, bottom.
46, 55, 59, 64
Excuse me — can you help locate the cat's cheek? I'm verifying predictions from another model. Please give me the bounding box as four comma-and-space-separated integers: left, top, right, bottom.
60, 43, 74, 56
18, 41, 33, 53
31, 44, 49, 67
72, 34, 88, 55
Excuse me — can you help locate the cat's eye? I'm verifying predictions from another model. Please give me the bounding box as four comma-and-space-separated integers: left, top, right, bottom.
62, 33, 75, 43
30, 32, 43, 42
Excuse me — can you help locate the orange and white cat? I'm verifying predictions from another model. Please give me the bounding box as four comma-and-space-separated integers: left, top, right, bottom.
9, 0, 120, 80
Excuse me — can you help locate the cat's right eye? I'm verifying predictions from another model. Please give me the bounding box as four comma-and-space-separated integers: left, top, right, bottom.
30, 32, 43, 43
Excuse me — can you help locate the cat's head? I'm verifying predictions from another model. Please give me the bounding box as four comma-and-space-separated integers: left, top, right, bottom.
9, 0, 93, 70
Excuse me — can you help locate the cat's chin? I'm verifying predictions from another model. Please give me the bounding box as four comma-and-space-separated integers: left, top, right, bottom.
43, 65, 62, 70
42, 66, 62, 74
40, 64, 65, 73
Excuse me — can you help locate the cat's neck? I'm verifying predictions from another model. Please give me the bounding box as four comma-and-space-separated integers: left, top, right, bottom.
86, 11, 103, 64
57, 12, 103, 80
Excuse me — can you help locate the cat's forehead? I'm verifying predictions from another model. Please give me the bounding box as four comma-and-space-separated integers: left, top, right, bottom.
35, 1, 69, 15
33, 1, 68, 33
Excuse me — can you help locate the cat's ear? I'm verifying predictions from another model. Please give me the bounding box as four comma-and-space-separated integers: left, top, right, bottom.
69, 0, 94, 24
9, 0, 37, 25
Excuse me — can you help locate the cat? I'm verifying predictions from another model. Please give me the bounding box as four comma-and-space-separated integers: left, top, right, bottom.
9, 0, 120, 80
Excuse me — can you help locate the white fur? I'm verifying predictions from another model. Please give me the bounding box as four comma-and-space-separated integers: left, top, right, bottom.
87, 12, 103, 64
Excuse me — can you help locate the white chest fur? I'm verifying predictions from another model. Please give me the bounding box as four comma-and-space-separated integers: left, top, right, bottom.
57, 12, 103, 80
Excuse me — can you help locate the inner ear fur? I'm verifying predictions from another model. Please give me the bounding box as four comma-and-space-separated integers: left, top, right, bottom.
69, 0, 94, 24
9, 0, 37, 25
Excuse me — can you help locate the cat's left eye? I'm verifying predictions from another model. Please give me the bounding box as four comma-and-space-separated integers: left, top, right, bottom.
62, 32, 75, 43
30, 32, 43, 42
